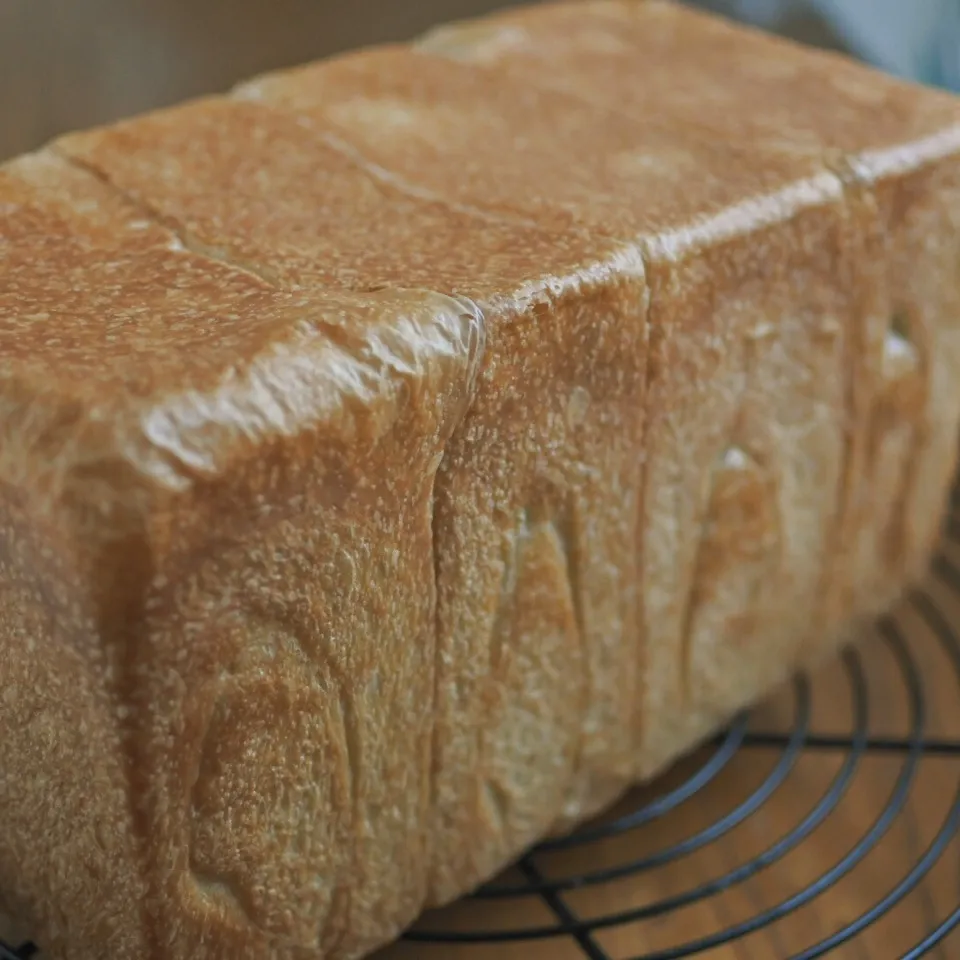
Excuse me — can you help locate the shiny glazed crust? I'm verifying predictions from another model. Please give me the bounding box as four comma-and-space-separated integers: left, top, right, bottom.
3, 3, 960, 959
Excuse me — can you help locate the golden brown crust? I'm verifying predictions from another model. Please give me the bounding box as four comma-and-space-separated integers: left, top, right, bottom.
2, 4, 960, 960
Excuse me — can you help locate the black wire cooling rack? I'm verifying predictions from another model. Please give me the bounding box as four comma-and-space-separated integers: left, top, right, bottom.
4, 505, 960, 960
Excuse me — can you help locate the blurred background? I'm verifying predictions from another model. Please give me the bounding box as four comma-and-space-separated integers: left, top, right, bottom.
0, 0, 958, 162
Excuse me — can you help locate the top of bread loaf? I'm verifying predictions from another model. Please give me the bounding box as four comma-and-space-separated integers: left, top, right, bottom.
2, 0, 959, 508
421, 0, 960, 168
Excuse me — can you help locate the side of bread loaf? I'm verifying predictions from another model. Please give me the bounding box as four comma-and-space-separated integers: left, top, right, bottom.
420, 0, 960, 670
2, 3, 960, 960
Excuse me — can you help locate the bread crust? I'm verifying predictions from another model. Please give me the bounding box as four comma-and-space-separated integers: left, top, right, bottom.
3, 3, 960, 959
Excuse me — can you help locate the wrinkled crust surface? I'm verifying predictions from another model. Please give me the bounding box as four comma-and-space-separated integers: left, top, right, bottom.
0, 150, 486, 502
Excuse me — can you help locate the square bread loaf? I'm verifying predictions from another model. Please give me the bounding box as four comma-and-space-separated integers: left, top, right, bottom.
3, 3, 960, 959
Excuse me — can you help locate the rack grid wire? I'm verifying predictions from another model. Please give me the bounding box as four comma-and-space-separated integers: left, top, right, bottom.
5, 499, 960, 960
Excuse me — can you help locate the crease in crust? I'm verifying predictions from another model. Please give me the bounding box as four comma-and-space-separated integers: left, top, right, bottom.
868, 322, 926, 585
478, 781, 509, 838
329, 684, 358, 955
818, 156, 942, 635
48, 144, 285, 290
678, 319, 757, 702
811, 160, 864, 644
317, 127, 544, 235
419, 303, 491, 906
550, 502, 590, 799
488, 509, 584, 835
188, 846, 249, 921
476, 506, 523, 841
336, 683, 361, 838
552, 504, 586, 667
230, 77, 623, 247
98, 526, 159, 960
492, 508, 524, 675
185, 620, 307, 933
231, 84, 545, 234
882, 321, 926, 566
427, 465, 446, 850
184, 612, 354, 949
631, 293, 658, 764
678, 448, 727, 703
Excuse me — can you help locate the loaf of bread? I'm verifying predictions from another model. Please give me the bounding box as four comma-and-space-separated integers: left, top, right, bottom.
3, 2, 960, 958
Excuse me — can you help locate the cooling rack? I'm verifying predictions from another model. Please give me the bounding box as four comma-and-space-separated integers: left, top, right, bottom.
5, 504, 960, 960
